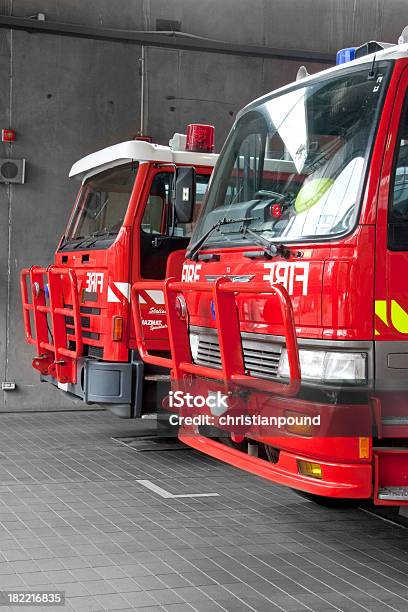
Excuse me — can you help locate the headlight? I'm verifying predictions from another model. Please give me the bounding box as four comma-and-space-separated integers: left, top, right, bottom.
278, 348, 367, 384
189, 333, 200, 361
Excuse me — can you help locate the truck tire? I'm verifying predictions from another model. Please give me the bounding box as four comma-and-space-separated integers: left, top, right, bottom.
292, 489, 361, 508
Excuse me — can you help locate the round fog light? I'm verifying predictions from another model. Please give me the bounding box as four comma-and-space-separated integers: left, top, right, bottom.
175, 295, 187, 320
33, 281, 41, 297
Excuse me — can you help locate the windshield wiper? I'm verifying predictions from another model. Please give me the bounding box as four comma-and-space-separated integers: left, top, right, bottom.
61, 230, 118, 251
73, 236, 94, 249
89, 229, 118, 238
71, 230, 117, 250
59, 235, 86, 250
186, 216, 255, 261
241, 227, 290, 259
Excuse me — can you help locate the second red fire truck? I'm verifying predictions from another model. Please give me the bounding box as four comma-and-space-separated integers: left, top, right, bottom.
133, 39, 408, 505
21, 126, 217, 418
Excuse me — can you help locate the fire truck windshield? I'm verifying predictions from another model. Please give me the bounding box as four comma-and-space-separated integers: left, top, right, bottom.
191, 62, 390, 248
61, 162, 138, 250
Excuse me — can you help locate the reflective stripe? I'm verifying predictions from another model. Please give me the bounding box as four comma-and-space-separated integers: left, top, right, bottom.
138, 290, 165, 305
375, 299, 408, 335
108, 286, 120, 303
107, 282, 131, 303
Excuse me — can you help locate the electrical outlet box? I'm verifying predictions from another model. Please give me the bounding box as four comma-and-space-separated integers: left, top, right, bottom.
1, 382, 16, 391
0, 158, 25, 184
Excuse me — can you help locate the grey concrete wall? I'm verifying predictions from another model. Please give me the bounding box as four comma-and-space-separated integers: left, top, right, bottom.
1, 0, 408, 410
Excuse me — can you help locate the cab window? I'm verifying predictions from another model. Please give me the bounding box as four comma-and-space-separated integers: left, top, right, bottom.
141, 172, 210, 237
141, 174, 167, 235
389, 94, 408, 250
61, 162, 137, 250
140, 171, 211, 280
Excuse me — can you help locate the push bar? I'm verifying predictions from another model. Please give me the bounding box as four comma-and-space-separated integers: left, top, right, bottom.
131, 277, 300, 397
21, 265, 82, 383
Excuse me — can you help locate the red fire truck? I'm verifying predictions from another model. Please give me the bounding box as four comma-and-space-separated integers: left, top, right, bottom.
21, 126, 217, 418
132, 40, 408, 505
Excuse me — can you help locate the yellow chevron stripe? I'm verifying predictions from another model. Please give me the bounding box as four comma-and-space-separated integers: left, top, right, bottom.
375, 299, 408, 335
391, 300, 408, 334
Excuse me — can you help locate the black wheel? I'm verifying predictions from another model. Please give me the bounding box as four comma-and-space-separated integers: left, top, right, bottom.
197, 425, 247, 451
292, 489, 362, 508
264, 444, 280, 463
219, 435, 247, 452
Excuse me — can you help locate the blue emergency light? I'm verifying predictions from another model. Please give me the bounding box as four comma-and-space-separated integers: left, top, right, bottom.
336, 47, 357, 65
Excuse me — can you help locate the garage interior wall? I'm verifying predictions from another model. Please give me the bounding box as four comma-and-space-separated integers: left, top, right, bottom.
1, 0, 408, 410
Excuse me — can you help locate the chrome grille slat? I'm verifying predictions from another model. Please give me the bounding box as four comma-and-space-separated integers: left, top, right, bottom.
197, 354, 221, 365
199, 345, 220, 352
246, 370, 278, 381
243, 345, 280, 352
197, 360, 222, 369
245, 365, 279, 374
244, 353, 280, 361
198, 344, 220, 352
244, 348, 280, 357
244, 356, 280, 365
245, 364, 279, 375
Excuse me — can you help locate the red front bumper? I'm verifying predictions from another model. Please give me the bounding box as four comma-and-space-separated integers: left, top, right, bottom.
179, 431, 373, 499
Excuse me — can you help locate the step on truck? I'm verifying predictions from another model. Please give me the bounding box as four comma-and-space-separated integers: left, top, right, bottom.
132, 34, 408, 505
21, 125, 218, 418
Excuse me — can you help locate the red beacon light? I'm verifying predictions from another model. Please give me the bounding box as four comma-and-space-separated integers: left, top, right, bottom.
133, 135, 152, 143
270, 203, 283, 219
186, 124, 215, 153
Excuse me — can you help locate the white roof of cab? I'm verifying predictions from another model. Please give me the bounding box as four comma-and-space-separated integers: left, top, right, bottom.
69, 140, 218, 180
241, 42, 408, 116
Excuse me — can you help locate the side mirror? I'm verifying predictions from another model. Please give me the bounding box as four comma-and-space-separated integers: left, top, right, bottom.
174, 167, 196, 223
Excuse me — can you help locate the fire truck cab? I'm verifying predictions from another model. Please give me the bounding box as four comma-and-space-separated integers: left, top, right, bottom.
133, 39, 408, 505
21, 127, 218, 418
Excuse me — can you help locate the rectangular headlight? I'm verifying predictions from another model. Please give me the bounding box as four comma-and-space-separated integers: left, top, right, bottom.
278, 348, 367, 384
323, 351, 366, 382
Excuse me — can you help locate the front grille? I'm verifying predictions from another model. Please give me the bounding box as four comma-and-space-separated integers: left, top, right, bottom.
82, 290, 98, 302
80, 306, 101, 315
193, 328, 283, 381
64, 304, 101, 315
82, 331, 99, 340
63, 301, 104, 358
65, 304, 102, 344
65, 315, 90, 328
66, 329, 100, 340
87, 345, 104, 359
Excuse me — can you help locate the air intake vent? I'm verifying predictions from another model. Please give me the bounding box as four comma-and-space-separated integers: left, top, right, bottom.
87, 345, 104, 359
0, 158, 25, 184
191, 327, 283, 381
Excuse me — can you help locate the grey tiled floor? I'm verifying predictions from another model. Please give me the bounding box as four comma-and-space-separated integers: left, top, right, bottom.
0, 411, 406, 611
